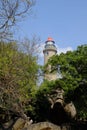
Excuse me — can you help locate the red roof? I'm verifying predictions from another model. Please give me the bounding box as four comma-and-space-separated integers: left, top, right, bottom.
47, 37, 53, 41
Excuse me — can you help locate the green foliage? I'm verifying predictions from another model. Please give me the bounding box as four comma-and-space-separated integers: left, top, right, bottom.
39, 44, 87, 120
0, 42, 87, 122
27, 79, 66, 122
48, 45, 87, 81
0, 41, 39, 112
28, 90, 50, 122
73, 81, 87, 119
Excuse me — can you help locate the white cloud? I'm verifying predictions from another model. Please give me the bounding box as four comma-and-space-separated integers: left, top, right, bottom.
57, 45, 73, 55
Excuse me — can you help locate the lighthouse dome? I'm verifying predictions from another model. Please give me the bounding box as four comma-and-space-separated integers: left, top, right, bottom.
44, 37, 57, 52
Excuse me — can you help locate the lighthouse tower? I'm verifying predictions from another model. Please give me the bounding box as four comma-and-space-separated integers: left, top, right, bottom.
43, 37, 57, 81
43, 37, 57, 64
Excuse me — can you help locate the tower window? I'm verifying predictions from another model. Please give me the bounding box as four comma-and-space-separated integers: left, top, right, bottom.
45, 51, 49, 55
47, 52, 49, 55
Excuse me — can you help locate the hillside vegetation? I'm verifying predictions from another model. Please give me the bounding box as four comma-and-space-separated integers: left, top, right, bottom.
0, 42, 87, 128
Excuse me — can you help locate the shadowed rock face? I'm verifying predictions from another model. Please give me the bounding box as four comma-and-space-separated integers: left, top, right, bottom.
64, 102, 76, 119
47, 88, 77, 125
40, 127, 52, 130
49, 102, 69, 125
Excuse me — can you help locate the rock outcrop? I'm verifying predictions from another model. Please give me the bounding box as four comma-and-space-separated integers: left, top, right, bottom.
12, 118, 33, 130
64, 101, 77, 119
47, 88, 77, 125
22, 121, 87, 130
22, 122, 61, 130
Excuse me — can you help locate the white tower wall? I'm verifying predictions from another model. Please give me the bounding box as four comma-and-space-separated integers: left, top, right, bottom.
43, 37, 57, 81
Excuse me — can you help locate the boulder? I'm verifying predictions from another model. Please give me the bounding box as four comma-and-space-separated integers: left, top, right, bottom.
64, 102, 77, 119
12, 118, 33, 130
12, 118, 26, 130
22, 122, 61, 130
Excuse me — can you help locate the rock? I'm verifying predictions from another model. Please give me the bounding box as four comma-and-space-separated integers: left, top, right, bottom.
64, 101, 77, 119
49, 101, 77, 125
23, 121, 87, 130
12, 118, 33, 130
50, 102, 68, 125
12, 118, 26, 130
55, 99, 64, 106
47, 88, 64, 109
47, 88, 77, 125
23, 119, 33, 129
22, 122, 61, 130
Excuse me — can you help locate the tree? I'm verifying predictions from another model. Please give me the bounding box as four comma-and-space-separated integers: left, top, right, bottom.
45, 44, 87, 120
47, 45, 87, 83
0, 36, 40, 122
0, 0, 35, 40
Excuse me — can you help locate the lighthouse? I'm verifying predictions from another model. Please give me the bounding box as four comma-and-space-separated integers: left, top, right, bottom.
43, 37, 57, 65
43, 37, 57, 81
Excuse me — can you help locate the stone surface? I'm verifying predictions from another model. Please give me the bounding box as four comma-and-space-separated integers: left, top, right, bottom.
64, 102, 77, 119
12, 118, 26, 130
22, 122, 61, 130
47, 88, 77, 125
22, 121, 87, 130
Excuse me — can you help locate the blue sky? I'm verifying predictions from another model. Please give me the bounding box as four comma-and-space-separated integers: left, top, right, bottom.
15, 0, 87, 56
